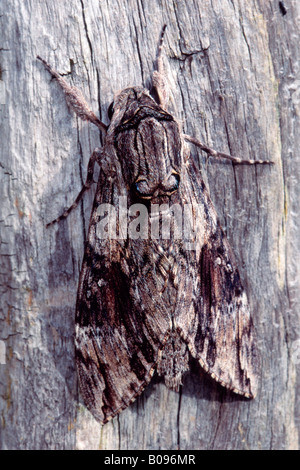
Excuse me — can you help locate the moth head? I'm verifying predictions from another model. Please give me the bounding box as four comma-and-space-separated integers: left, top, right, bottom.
134, 172, 180, 200
112, 87, 183, 202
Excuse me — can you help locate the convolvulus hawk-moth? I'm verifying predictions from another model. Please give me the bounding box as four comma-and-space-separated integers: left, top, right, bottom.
38, 25, 272, 424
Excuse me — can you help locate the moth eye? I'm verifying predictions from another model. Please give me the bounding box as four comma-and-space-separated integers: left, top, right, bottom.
134, 180, 152, 198
108, 101, 114, 120
164, 173, 180, 193
170, 173, 180, 190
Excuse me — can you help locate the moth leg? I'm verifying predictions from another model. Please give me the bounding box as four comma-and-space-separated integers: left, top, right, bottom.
151, 24, 169, 109
184, 134, 274, 165
37, 56, 107, 133
46, 147, 102, 228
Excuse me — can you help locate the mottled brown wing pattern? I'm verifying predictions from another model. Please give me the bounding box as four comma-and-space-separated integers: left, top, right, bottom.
75, 158, 257, 424
75, 239, 166, 424
75, 168, 174, 423
184, 160, 257, 398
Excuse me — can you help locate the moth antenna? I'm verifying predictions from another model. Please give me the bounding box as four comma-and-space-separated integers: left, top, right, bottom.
37, 56, 107, 133
151, 24, 169, 109
184, 134, 274, 165
156, 24, 167, 77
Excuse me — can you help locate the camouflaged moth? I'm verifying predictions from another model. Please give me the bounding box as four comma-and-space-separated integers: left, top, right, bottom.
38, 25, 272, 424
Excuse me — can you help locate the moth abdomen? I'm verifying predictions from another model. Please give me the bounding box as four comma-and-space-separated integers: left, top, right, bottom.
157, 330, 190, 392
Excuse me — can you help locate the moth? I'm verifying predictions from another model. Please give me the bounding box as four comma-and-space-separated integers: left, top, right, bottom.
38, 25, 272, 424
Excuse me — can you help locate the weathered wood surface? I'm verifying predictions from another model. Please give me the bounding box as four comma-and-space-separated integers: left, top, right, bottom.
0, 0, 299, 450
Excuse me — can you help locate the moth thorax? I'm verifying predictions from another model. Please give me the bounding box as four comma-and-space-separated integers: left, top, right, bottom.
157, 331, 190, 391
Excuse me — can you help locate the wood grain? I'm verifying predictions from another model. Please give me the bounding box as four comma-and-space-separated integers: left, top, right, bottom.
0, 0, 299, 450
